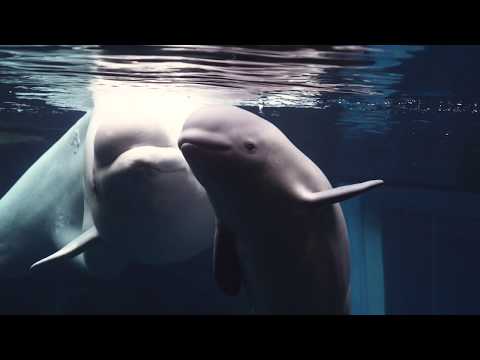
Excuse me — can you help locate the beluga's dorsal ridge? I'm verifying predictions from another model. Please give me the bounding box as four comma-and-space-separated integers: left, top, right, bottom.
178, 105, 384, 314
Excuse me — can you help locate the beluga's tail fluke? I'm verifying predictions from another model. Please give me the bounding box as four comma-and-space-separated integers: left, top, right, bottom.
30, 226, 99, 270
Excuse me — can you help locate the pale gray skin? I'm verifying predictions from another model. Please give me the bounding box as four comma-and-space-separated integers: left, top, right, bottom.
0, 110, 215, 279
68, 112, 215, 277
0, 112, 91, 277
178, 105, 384, 314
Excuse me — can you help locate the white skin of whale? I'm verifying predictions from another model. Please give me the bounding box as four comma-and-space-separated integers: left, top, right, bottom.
0, 112, 91, 277
30, 108, 216, 278
178, 105, 384, 314
1, 109, 215, 279
75, 109, 215, 277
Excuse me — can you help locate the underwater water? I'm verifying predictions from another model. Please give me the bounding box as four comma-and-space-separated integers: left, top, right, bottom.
0, 45, 479, 314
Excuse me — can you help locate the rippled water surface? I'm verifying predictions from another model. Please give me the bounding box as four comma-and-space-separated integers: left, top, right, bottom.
0, 45, 426, 109
1, 45, 479, 129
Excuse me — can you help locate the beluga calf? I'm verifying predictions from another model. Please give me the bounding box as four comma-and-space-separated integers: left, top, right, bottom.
178, 105, 384, 314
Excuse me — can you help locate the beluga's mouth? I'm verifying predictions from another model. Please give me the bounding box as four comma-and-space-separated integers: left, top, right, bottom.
130, 162, 186, 174
179, 139, 232, 153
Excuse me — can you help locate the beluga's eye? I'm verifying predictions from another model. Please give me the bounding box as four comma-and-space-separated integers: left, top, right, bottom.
244, 141, 256, 153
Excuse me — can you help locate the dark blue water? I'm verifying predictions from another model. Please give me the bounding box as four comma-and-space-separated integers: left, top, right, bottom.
1, 45, 479, 314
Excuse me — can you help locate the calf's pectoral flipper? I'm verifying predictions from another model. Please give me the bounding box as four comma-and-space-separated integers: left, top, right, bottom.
298, 179, 384, 206
214, 222, 243, 296
30, 226, 99, 270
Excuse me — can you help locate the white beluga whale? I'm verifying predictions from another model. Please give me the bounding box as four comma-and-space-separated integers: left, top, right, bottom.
0, 99, 215, 279
28, 107, 215, 278
0, 112, 90, 277
178, 105, 384, 314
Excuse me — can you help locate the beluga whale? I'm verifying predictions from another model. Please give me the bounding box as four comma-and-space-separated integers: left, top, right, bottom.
0, 101, 215, 279
28, 107, 216, 278
178, 105, 384, 314
0, 112, 91, 278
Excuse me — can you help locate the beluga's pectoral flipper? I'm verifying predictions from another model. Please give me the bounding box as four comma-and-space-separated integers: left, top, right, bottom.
213, 222, 243, 296
297, 180, 384, 206
30, 226, 99, 270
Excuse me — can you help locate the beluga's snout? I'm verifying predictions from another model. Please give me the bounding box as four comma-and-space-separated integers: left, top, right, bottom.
178, 105, 240, 154
178, 130, 232, 154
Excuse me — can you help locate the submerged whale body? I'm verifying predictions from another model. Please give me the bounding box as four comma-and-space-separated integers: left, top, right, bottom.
0, 109, 215, 279
179, 105, 384, 314
0, 112, 90, 277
